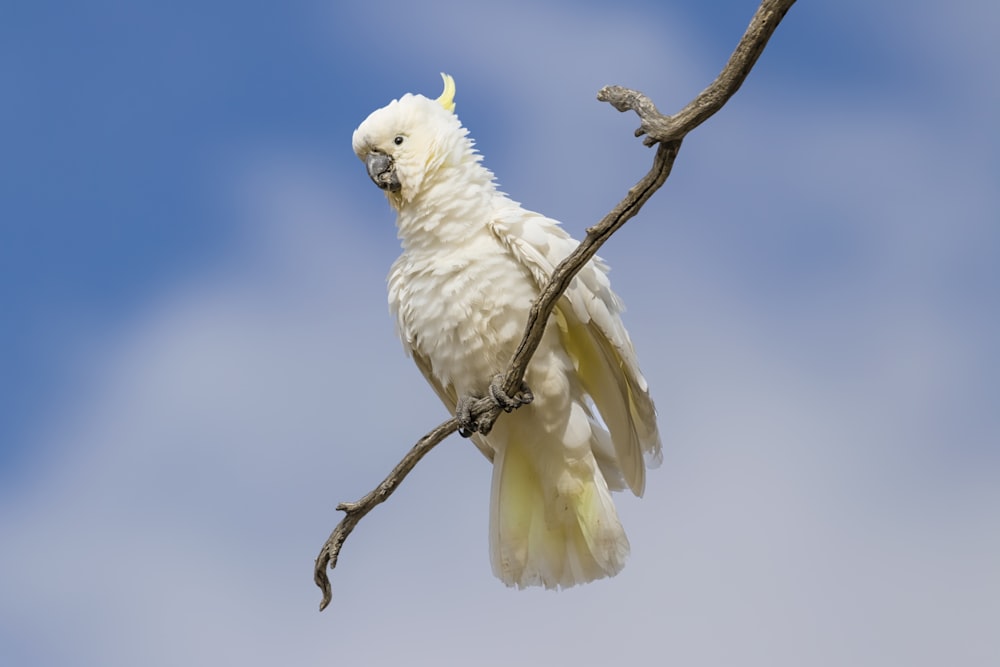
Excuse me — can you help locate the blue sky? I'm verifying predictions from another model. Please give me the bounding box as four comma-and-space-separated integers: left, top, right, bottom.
2, 1, 998, 665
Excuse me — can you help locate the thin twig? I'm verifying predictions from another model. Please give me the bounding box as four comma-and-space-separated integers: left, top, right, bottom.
313, 419, 456, 608
314, 0, 796, 611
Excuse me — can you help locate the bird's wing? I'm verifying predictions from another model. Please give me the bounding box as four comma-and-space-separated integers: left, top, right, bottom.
488, 205, 661, 496
411, 347, 495, 462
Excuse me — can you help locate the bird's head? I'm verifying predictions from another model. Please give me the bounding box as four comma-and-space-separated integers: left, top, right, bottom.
352, 73, 465, 209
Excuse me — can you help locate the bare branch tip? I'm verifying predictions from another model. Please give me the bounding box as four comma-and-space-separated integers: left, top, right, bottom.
314, 557, 333, 611
598, 85, 645, 114
318, 585, 332, 611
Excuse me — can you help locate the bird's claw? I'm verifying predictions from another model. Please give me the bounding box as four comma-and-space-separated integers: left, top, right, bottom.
489, 374, 534, 413
455, 376, 533, 438
456, 395, 477, 437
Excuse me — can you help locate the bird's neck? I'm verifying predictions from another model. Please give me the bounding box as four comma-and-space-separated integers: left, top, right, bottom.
394, 159, 498, 252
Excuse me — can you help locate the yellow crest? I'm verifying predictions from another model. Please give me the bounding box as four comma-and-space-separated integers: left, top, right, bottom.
436, 73, 456, 113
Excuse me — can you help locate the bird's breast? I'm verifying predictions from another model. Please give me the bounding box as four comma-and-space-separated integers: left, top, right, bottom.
389, 237, 538, 396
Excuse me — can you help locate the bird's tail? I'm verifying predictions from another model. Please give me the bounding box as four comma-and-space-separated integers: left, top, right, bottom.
487, 403, 629, 589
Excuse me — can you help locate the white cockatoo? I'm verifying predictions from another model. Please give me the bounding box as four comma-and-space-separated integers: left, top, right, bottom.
352, 74, 661, 589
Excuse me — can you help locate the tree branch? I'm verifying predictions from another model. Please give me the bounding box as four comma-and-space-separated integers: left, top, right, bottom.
314, 0, 796, 611
601, 0, 797, 146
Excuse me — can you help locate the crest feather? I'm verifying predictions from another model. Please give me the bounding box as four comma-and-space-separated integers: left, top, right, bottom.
436, 73, 456, 112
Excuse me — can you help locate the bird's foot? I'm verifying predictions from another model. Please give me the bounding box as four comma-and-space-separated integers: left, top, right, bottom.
455, 376, 533, 438
489, 374, 534, 413
456, 394, 492, 437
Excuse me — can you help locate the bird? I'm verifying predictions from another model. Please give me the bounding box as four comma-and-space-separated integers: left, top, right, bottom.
352, 74, 661, 589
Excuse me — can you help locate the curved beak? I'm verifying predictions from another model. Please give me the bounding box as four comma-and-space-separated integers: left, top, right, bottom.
365, 151, 401, 192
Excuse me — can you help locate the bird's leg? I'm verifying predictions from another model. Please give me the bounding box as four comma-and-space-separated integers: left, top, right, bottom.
489, 374, 534, 413
455, 393, 502, 437
455, 395, 478, 438
455, 376, 533, 438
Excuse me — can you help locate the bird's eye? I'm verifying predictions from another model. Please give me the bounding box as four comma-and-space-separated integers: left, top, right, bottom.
393, 135, 404, 146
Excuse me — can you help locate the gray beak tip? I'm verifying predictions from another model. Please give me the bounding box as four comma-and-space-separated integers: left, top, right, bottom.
365, 151, 401, 192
